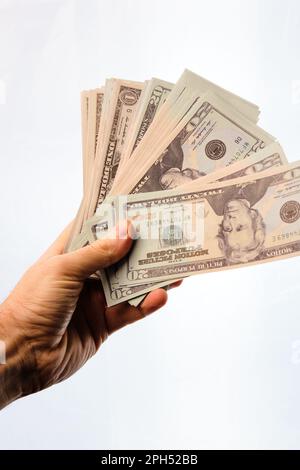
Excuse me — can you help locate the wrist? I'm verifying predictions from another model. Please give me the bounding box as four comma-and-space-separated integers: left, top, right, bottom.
0, 300, 40, 409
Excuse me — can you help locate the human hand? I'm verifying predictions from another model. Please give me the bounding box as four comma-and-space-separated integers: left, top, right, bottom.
0, 222, 181, 409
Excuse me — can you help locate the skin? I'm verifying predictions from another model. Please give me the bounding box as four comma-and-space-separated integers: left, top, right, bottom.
0, 221, 181, 410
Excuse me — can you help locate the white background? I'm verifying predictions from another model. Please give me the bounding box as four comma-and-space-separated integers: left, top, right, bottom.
1, 0, 300, 450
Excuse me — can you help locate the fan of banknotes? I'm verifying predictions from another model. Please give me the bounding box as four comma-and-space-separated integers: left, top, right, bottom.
67, 69, 300, 307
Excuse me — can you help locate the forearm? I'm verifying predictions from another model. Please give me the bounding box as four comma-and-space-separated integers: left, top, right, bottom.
0, 301, 38, 410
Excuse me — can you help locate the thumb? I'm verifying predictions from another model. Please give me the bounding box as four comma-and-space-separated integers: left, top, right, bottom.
54, 221, 133, 280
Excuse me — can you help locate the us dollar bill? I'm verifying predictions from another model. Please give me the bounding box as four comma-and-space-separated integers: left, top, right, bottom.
127, 283, 175, 307
101, 161, 300, 296
84, 143, 287, 305
113, 78, 173, 188
123, 142, 287, 302
71, 70, 261, 254
117, 91, 274, 197
68, 80, 145, 251
166, 69, 260, 124
129, 79, 173, 153
128, 294, 147, 307
66, 88, 105, 252
111, 71, 261, 197
180, 142, 287, 189
85, 88, 105, 193
65, 90, 89, 253
102, 278, 174, 305
88, 81, 145, 216
80, 90, 89, 192
87, 88, 105, 164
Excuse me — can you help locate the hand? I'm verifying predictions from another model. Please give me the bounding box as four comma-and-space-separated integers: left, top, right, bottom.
0, 222, 181, 410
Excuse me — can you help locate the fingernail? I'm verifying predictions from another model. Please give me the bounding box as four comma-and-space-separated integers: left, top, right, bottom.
117, 221, 129, 239
128, 220, 138, 240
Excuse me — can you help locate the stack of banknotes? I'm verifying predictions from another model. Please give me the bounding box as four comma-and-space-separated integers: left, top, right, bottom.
67, 69, 300, 306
